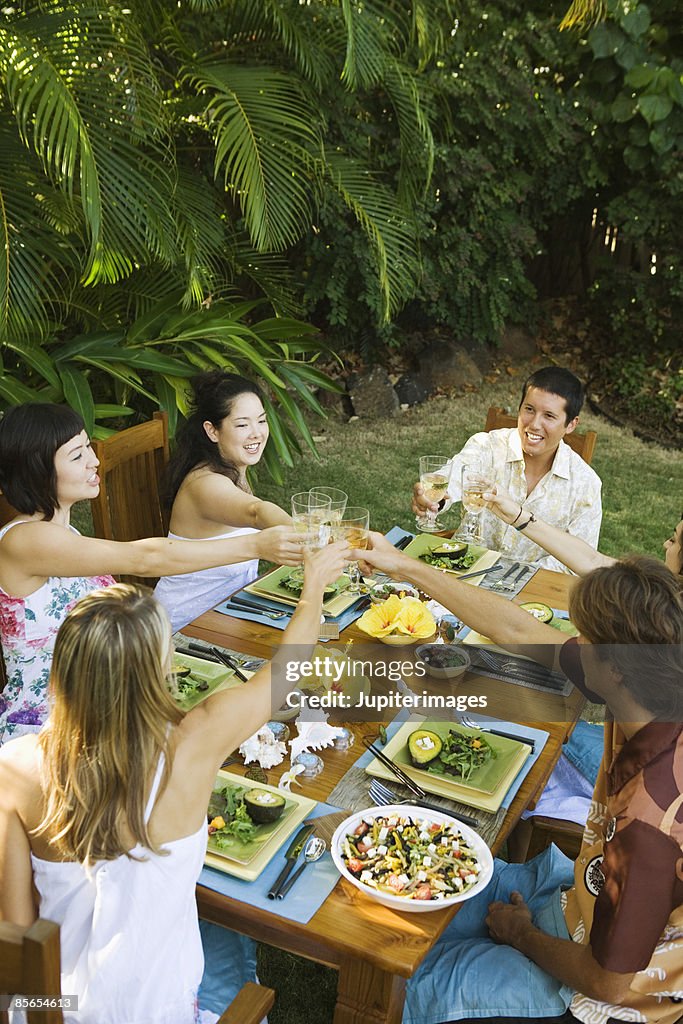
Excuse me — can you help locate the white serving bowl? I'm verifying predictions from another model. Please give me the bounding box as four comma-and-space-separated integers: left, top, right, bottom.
415, 643, 471, 680
331, 804, 493, 913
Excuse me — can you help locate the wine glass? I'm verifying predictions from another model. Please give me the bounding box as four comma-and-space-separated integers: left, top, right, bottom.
455, 454, 494, 546
416, 455, 453, 533
310, 487, 348, 525
291, 490, 332, 551
332, 506, 370, 592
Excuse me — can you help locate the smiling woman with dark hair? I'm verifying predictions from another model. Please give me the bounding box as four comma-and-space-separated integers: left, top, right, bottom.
0, 403, 303, 745
155, 370, 292, 631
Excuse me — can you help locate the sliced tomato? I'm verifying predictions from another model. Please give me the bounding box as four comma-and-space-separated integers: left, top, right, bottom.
354, 822, 370, 837
414, 884, 432, 900
386, 875, 405, 892
346, 857, 364, 875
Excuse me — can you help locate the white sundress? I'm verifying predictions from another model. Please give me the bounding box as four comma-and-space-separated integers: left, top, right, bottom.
28, 753, 207, 1024
154, 527, 259, 632
0, 521, 115, 745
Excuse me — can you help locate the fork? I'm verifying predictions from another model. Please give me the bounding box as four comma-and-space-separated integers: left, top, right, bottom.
490, 563, 520, 591
368, 778, 479, 829
459, 714, 535, 751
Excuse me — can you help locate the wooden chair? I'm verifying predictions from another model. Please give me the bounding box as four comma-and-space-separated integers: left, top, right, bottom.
0, 918, 275, 1024
90, 411, 170, 588
484, 406, 598, 464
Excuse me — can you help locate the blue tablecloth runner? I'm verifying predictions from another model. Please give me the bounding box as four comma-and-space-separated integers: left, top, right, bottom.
199, 802, 342, 925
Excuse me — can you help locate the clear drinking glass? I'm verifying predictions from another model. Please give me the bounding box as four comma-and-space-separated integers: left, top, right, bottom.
310, 487, 348, 525
291, 491, 332, 551
332, 506, 370, 592
455, 455, 494, 546
416, 455, 453, 533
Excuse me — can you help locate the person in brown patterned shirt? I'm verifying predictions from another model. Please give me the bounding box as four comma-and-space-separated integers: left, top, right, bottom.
358, 537, 683, 1024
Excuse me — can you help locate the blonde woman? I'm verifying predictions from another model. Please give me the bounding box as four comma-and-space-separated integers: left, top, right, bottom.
0, 402, 302, 745
0, 542, 346, 1024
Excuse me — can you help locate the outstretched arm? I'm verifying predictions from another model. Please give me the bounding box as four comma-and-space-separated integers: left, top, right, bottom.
483, 486, 614, 577
0, 521, 303, 594
357, 533, 562, 670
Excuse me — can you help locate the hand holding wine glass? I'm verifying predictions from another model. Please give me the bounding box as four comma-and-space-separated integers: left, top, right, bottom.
332, 507, 370, 592
456, 454, 495, 544
415, 455, 453, 533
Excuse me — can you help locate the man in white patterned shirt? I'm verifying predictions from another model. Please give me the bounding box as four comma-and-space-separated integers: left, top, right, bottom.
413, 367, 602, 573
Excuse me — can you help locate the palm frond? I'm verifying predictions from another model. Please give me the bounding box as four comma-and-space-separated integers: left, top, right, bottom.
339, 0, 392, 90
0, 120, 76, 342
184, 60, 323, 250
324, 151, 421, 320
224, 0, 336, 91
384, 59, 434, 204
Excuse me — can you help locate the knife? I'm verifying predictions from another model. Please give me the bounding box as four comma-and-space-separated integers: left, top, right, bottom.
457, 563, 501, 582
267, 823, 315, 900
175, 646, 222, 664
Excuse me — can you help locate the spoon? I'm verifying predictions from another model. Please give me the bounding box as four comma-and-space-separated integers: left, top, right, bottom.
276, 835, 326, 899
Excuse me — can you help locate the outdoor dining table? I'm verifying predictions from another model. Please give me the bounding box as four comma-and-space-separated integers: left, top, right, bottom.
183, 564, 584, 1024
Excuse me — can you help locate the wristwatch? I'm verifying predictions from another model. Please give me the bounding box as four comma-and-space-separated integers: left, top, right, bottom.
516, 510, 536, 532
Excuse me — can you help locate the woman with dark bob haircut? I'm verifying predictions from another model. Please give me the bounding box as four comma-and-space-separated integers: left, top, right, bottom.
155, 370, 291, 631
0, 403, 306, 745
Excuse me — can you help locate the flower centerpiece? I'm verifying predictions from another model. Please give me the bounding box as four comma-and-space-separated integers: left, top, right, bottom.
357, 595, 436, 646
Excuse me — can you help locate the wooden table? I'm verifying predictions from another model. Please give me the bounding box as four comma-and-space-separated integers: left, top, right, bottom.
187, 568, 583, 1024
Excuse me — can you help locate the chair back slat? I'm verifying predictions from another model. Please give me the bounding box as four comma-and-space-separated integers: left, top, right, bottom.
90, 412, 170, 587
484, 406, 597, 465
0, 919, 63, 1024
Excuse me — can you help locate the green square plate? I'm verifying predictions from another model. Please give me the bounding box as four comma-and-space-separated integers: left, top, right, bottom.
172, 651, 242, 712
376, 719, 526, 795
402, 535, 498, 575
247, 565, 358, 616
204, 770, 316, 880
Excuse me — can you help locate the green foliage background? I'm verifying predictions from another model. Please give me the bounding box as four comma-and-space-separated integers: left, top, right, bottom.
0, 0, 681, 442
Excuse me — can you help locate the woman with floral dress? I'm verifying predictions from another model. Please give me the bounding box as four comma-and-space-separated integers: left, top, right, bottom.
0, 403, 303, 745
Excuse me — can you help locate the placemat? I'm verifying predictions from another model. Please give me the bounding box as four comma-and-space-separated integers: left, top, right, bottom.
476, 556, 539, 598
199, 801, 343, 924
327, 713, 549, 850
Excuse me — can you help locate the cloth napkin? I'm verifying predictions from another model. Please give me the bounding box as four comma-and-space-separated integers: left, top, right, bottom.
198, 801, 343, 925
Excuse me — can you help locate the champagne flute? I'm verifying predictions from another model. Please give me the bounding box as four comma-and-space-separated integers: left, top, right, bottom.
332, 507, 370, 592
416, 455, 453, 533
291, 491, 332, 551
455, 454, 494, 546
310, 487, 348, 526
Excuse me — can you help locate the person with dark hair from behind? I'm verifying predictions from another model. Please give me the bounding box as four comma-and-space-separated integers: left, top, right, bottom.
412, 366, 602, 573
356, 534, 683, 1024
154, 370, 293, 631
